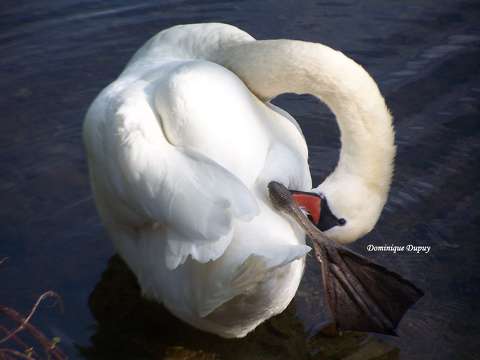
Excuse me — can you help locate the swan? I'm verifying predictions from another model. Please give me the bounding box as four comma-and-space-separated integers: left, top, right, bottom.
83, 23, 414, 338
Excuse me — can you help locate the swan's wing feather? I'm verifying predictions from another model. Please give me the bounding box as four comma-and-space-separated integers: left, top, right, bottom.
266, 102, 305, 141
194, 243, 310, 317
229, 243, 310, 290
165, 228, 233, 270
92, 97, 259, 269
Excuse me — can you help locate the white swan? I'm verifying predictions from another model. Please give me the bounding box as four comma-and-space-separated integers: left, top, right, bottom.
83, 23, 395, 338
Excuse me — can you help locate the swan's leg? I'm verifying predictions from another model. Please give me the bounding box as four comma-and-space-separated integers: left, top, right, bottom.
312, 240, 423, 335
267, 181, 423, 335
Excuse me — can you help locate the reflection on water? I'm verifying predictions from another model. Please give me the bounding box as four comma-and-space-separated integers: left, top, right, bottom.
1, 0, 479, 359
84, 256, 399, 360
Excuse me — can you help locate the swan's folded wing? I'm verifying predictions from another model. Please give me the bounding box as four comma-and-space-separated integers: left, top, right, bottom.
160, 147, 260, 269
193, 242, 311, 317
86, 98, 259, 269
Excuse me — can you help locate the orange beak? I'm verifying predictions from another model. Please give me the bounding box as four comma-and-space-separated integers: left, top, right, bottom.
290, 191, 322, 225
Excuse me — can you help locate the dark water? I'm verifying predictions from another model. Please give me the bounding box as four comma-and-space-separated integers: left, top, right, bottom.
1, 1, 479, 359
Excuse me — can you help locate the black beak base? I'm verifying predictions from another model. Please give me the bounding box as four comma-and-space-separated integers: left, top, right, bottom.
317, 195, 346, 231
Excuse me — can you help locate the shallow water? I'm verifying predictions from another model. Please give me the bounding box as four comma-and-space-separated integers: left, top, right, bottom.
1, 0, 479, 359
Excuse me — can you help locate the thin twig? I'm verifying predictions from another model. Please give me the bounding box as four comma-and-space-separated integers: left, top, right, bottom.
0, 291, 62, 345
0, 297, 66, 359
0, 325, 39, 359
0, 348, 36, 360
0, 306, 66, 359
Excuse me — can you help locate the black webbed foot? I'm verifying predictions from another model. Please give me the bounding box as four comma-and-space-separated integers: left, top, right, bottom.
317, 242, 424, 335
267, 181, 424, 335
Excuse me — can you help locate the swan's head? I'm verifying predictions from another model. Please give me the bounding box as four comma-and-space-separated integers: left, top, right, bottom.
314, 173, 390, 245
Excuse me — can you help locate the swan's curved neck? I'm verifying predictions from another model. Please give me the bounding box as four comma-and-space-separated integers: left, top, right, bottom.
211, 40, 394, 191
210, 40, 395, 242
